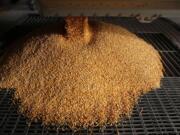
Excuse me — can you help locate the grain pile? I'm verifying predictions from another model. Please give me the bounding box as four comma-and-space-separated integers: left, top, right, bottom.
0, 17, 163, 128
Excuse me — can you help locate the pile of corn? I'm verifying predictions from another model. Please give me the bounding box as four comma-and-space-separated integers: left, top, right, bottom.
0, 17, 163, 128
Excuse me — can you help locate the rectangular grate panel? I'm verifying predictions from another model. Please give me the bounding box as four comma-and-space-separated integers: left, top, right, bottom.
137, 33, 180, 77
160, 52, 180, 77
137, 33, 178, 51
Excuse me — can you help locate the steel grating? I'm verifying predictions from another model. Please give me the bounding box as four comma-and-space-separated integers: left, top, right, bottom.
0, 15, 180, 135
137, 33, 180, 77
0, 79, 180, 135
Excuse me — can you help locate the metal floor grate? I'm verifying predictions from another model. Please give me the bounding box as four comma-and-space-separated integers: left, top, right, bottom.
0, 15, 180, 135
137, 33, 180, 77
0, 78, 180, 135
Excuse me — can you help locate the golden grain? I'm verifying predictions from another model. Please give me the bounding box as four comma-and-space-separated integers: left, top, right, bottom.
0, 17, 163, 128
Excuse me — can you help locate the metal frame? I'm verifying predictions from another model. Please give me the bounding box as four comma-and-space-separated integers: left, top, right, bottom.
36, 0, 180, 22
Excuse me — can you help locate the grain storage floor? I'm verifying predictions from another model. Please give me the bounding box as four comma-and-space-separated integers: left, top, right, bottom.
0, 15, 180, 135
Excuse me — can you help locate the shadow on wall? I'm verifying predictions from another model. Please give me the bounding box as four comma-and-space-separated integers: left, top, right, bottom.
0, 78, 180, 134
